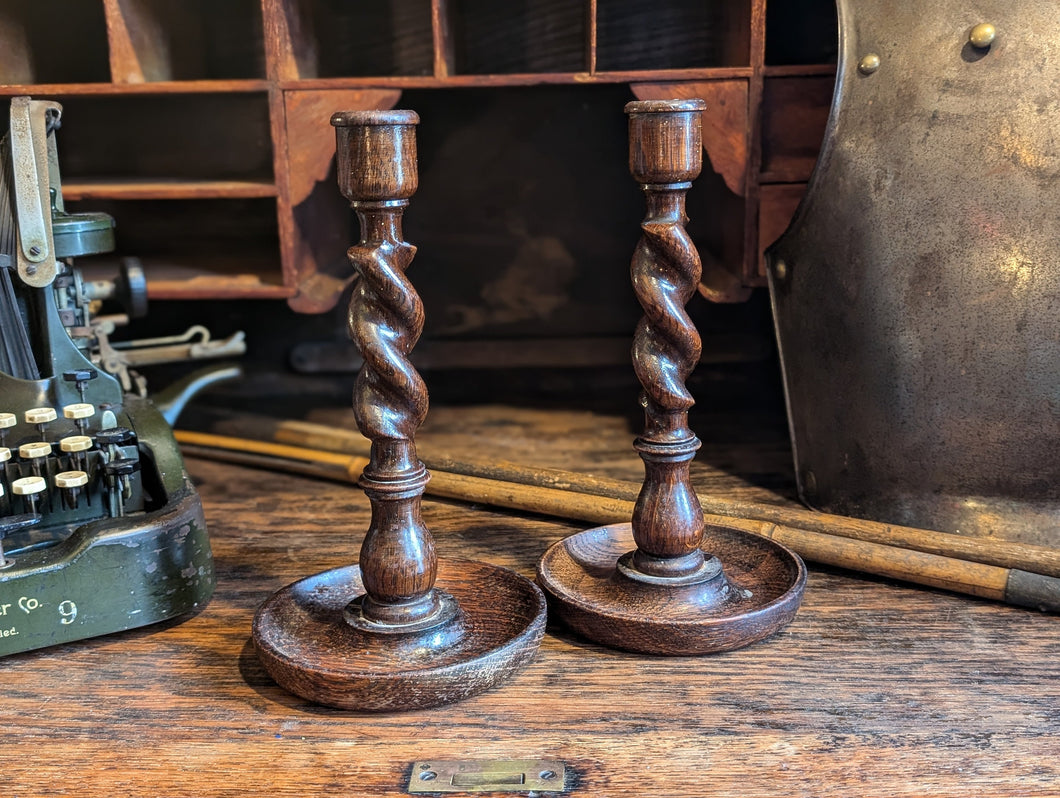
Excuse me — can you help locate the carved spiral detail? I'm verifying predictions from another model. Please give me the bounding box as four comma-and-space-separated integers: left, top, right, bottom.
347, 237, 428, 448
631, 203, 704, 429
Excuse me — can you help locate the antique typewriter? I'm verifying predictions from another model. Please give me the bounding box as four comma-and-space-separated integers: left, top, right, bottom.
0, 98, 231, 656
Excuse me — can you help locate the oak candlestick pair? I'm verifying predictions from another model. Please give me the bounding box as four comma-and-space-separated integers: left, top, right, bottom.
252, 101, 806, 711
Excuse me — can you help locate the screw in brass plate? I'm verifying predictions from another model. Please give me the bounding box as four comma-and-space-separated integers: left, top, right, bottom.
969, 23, 996, 49
858, 53, 881, 75
773, 259, 789, 281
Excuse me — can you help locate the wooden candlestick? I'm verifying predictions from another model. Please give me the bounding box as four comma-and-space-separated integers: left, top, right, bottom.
537, 99, 806, 654
253, 110, 545, 710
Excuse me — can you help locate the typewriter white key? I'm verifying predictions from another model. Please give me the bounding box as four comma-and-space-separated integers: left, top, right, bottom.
63, 403, 95, 420
60, 435, 93, 453
19, 442, 52, 460
24, 407, 57, 425
0, 447, 9, 462
56, 470, 90, 508
18, 443, 52, 481
59, 435, 93, 472
12, 476, 46, 495
25, 407, 58, 440
55, 471, 89, 488
0, 415, 14, 451
11, 475, 46, 515
63, 402, 95, 433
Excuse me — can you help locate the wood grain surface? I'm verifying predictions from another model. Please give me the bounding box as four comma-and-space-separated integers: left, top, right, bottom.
1, 405, 1058, 796
537, 521, 805, 654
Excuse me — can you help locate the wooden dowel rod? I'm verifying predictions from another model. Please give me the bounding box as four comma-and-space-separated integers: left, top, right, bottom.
174, 430, 1060, 612
176, 430, 364, 473
177, 442, 367, 485
416, 471, 1014, 604
270, 419, 1060, 580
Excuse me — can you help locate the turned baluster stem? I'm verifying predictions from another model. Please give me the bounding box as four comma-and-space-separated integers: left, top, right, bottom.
625, 99, 711, 581
332, 110, 444, 629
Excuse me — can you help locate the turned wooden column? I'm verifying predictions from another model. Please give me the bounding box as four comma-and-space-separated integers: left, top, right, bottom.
625, 100, 714, 583
536, 99, 806, 655
335, 110, 454, 632
253, 109, 545, 711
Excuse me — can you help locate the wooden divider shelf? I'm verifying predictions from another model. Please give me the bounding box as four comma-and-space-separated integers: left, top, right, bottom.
1, 0, 836, 308
0, 2, 111, 84
449, 0, 587, 75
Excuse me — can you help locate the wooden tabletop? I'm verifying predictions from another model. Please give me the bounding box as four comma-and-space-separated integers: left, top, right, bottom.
2, 405, 1058, 797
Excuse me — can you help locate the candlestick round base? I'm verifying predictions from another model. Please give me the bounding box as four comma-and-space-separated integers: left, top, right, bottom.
253, 558, 546, 711
537, 522, 806, 655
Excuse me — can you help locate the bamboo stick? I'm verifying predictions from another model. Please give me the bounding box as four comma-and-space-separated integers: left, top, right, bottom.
174, 430, 1060, 612
269, 419, 1060, 580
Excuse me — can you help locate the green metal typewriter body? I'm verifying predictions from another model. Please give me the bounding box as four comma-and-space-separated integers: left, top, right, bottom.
0, 98, 214, 656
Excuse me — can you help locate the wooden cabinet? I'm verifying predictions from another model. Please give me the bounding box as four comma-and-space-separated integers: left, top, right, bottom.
0, 0, 835, 311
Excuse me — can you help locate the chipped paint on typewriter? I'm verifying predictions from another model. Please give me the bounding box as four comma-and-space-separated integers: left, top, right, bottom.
0, 98, 217, 656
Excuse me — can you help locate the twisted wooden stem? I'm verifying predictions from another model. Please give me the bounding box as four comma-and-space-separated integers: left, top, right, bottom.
625, 100, 711, 581
348, 202, 440, 624
333, 110, 448, 629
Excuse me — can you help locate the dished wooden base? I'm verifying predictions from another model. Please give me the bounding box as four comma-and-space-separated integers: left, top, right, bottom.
537, 522, 806, 654
252, 558, 546, 711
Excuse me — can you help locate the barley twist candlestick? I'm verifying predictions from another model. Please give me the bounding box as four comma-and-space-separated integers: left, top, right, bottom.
625, 100, 711, 584
253, 110, 545, 710
340, 110, 444, 632
537, 99, 806, 654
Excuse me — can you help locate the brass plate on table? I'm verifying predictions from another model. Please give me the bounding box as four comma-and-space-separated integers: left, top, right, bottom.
408, 760, 565, 793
